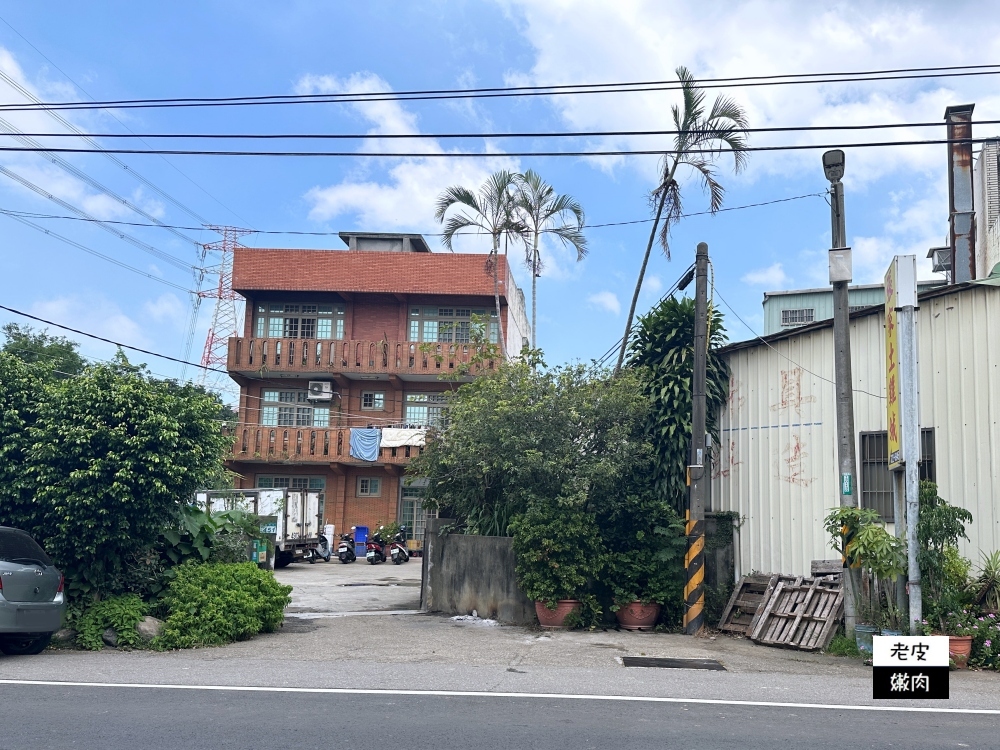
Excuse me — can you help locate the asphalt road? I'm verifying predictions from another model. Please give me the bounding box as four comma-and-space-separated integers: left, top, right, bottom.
3, 682, 996, 749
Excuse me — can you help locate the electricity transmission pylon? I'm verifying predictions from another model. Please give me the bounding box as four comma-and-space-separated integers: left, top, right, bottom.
197, 226, 253, 388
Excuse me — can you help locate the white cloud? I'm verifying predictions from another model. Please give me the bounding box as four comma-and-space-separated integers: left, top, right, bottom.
642, 274, 662, 295
29, 296, 151, 360
587, 290, 621, 315
299, 71, 520, 250
502, 1, 1000, 189
742, 263, 790, 288
143, 293, 186, 326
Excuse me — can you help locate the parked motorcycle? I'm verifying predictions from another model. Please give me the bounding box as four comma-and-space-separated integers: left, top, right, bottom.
338, 528, 357, 564
389, 526, 410, 564
304, 533, 332, 564
366, 527, 387, 565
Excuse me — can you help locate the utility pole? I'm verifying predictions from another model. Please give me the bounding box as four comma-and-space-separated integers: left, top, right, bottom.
886, 256, 922, 633
684, 241, 709, 636
823, 150, 859, 637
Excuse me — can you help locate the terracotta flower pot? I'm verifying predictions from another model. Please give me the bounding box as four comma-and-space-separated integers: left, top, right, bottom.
949, 635, 973, 669
535, 599, 581, 628
615, 601, 661, 631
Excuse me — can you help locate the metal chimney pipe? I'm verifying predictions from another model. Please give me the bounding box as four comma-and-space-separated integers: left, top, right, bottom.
945, 104, 976, 283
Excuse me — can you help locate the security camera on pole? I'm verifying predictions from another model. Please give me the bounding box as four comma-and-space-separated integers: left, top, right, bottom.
823, 149, 859, 637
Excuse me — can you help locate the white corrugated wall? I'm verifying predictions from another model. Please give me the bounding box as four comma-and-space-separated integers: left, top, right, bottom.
713, 284, 1000, 577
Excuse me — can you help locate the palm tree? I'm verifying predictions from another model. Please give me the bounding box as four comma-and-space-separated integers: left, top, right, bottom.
435, 170, 525, 360
614, 66, 749, 374
515, 169, 587, 350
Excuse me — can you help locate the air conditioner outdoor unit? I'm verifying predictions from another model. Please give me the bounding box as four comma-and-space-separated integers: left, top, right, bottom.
307, 381, 334, 401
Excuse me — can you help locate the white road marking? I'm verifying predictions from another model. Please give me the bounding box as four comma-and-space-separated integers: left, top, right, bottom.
1, 679, 998, 715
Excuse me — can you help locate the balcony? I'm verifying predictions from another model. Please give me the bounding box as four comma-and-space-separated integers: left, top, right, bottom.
227, 337, 497, 378
227, 423, 424, 466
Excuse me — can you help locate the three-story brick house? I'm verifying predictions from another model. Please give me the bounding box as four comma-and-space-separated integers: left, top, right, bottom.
225, 231, 529, 548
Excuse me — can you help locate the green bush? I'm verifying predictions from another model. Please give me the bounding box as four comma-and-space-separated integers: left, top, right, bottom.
157, 562, 292, 649
510, 488, 605, 606
74, 594, 148, 651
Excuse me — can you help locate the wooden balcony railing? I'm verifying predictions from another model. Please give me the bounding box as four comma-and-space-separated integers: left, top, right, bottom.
227, 337, 497, 376
227, 423, 424, 464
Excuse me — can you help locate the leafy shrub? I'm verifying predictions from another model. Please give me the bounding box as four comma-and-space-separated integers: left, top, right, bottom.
0, 355, 231, 600
510, 487, 605, 606
208, 532, 251, 564
157, 562, 292, 649
74, 594, 148, 651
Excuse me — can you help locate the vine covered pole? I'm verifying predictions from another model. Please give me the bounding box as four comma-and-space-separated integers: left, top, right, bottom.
684, 241, 709, 635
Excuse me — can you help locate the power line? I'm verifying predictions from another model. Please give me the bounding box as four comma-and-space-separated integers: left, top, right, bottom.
0, 164, 198, 272
711, 285, 885, 400
0, 209, 195, 293
590, 264, 696, 372
0, 116, 202, 249
0, 192, 826, 237
3, 64, 1000, 112
0, 303, 226, 373
14, 118, 1000, 141
0, 136, 988, 158
0, 13, 251, 228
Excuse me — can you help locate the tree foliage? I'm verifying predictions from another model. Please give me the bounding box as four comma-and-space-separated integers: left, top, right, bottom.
2, 322, 87, 378
626, 296, 730, 512
409, 358, 688, 620
0, 352, 233, 599
917, 480, 973, 619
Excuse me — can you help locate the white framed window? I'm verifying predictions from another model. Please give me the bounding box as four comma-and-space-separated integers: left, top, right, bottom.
256, 476, 326, 490
400, 484, 436, 543
404, 392, 449, 427
408, 306, 497, 344
260, 390, 330, 427
254, 302, 346, 340
357, 477, 382, 497
780, 308, 815, 327
361, 391, 385, 410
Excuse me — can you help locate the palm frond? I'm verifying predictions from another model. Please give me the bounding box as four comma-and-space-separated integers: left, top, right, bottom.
439, 213, 487, 252
435, 185, 480, 222
686, 157, 725, 213
656, 181, 684, 259
546, 225, 589, 260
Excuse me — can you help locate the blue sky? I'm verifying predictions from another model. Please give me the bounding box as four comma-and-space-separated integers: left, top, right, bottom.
1, 1, 997, 396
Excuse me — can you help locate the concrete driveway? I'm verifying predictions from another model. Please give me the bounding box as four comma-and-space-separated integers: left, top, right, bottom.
274, 554, 421, 616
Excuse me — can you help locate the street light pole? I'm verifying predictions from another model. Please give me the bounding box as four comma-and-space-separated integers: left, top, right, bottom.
823, 150, 859, 637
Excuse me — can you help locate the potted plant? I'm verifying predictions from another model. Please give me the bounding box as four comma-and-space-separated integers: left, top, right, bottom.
606, 517, 686, 630
824, 507, 905, 653
510, 492, 603, 628
940, 609, 977, 669
970, 550, 1000, 614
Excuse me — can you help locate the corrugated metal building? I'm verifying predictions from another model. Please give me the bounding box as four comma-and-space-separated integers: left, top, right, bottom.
712, 280, 1000, 578
761, 281, 945, 334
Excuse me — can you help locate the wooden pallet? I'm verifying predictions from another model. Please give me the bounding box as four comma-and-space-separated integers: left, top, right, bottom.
749, 577, 844, 651
717, 574, 774, 635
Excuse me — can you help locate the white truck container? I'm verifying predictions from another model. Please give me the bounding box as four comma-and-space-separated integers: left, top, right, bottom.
194, 488, 325, 568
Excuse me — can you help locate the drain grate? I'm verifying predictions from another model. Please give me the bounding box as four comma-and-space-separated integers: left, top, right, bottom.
622, 657, 726, 671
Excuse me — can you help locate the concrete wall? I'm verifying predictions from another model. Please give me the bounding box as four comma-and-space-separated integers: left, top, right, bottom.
420, 518, 535, 625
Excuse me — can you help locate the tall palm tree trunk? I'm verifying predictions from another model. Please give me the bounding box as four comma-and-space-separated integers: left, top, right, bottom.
531, 232, 540, 350
491, 235, 508, 360
615, 189, 667, 374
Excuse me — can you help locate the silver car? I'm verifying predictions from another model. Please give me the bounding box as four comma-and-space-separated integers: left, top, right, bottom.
0, 526, 64, 655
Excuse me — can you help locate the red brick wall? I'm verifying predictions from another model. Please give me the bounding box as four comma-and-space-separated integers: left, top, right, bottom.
349, 295, 402, 340
233, 248, 511, 299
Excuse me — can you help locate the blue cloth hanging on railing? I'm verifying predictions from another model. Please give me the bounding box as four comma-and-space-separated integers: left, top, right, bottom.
350, 428, 381, 462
